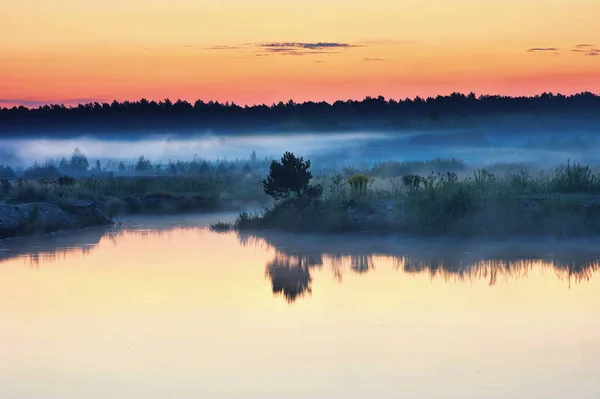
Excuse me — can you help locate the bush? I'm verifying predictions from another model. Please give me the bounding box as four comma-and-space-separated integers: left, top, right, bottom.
303, 184, 324, 200
235, 200, 350, 233
69, 148, 89, 172
509, 169, 533, 192
209, 221, 234, 232
135, 156, 153, 172
551, 161, 598, 193
404, 180, 481, 234
0, 165, 15, 179
262, 152, 312, 200
234, 211, 264, 229
57, 175, 76, 187
1, 179, 11, 195
401, 174, 423, 195
473, 168, 496, 187
24, 163, 62, 179
328, 173, 347, 200
347, 174, 374, 201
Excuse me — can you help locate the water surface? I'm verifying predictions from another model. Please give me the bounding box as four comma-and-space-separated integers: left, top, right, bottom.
1, 215, 600, 399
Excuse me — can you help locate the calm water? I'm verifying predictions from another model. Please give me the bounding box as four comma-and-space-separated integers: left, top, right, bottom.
1, 214, 600, 399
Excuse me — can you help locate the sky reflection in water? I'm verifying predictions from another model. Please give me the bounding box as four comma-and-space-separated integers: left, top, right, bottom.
1, 221, 599, 398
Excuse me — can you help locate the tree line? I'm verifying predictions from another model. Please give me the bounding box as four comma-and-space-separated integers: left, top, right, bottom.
1, 92, 599, 135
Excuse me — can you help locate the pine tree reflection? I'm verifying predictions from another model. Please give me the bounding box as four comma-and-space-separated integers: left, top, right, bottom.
265, 253, 323, 303
244, 232, 600, 302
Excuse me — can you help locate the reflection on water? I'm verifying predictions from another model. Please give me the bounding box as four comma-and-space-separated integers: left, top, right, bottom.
234, 231, 600, 302
4, 225, 600, 302
2, 218, 600, 398
266, 253, 316, 303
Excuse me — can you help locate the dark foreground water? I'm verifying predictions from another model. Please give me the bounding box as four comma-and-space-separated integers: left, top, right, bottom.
1, 214, 600, 399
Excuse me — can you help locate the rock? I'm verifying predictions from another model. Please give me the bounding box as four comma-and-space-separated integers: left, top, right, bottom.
61, 199, 112, 225
0, 204, 24, 233
0, 201, 113, 239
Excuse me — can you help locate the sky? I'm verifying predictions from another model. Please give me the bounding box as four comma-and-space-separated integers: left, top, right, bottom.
1, 0, 599, 107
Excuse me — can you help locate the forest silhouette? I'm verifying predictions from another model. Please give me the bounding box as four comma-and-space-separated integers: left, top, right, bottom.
1, 92, 599, 135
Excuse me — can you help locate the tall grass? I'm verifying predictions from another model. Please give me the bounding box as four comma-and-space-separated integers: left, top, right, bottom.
234, 160, 600, 236
347, 174, 374, 201
0, 170, 267, 216
551, 161, 599, 193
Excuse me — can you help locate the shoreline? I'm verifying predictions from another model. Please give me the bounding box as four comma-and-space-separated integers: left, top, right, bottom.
222, 194, 600, 239
0, 200, 113, 239
0, 198, 251, 239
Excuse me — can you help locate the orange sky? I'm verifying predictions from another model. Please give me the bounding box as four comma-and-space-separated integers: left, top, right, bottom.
1, 0, 599, 107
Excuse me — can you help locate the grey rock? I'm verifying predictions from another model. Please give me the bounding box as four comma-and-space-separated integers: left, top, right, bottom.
0, 201, 112, 239
62, 200, 112, 225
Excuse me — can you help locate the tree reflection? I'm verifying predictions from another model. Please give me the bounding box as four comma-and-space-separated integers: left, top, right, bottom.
350, 255, 375, 274
242, 231, 600, 302
0, 227, 198, 268
398, 257, 600, 287
265, 253, 323, 303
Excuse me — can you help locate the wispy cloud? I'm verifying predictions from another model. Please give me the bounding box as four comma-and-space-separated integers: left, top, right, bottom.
526, 47, 559, 53
254, 42, 360, 56
259, 47, 337, 56
363, 57, 385, 62
206, 45, 241, 50
570, 44, 600, 57
587, 49, 600, 56
203, 41, 362, 56
259, 42, 359, 50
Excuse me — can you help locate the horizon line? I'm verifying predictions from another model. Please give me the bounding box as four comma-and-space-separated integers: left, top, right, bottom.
1, 91, 599, 111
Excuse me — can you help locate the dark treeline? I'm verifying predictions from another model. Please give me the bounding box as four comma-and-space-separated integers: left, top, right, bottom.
1, 92, 599, 136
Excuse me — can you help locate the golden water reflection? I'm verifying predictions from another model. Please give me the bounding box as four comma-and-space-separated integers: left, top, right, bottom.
1, 221, 600, 398
235, 231, 600, 302
2, 227, 600, 303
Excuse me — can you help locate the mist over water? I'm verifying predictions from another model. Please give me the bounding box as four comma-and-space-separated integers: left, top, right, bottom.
0, 132, 385, 167
2, 128, 600, 169
2, 124, 600, 398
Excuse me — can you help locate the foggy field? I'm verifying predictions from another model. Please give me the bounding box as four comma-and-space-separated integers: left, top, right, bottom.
4, 125, 600, 238
3, 118, 600, 169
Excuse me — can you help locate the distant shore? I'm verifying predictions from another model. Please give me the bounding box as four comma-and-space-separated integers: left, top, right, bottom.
2, 93, 600, 136
0, 200, 113, 239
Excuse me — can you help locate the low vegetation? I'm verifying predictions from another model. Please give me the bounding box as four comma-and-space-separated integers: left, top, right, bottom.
220, 153, 600, 237
6, 147, 600, 237
0, 174, 266, 217
0, 149, 268, 217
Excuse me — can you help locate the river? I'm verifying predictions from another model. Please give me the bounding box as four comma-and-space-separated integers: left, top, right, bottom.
1, 213, 599, 398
